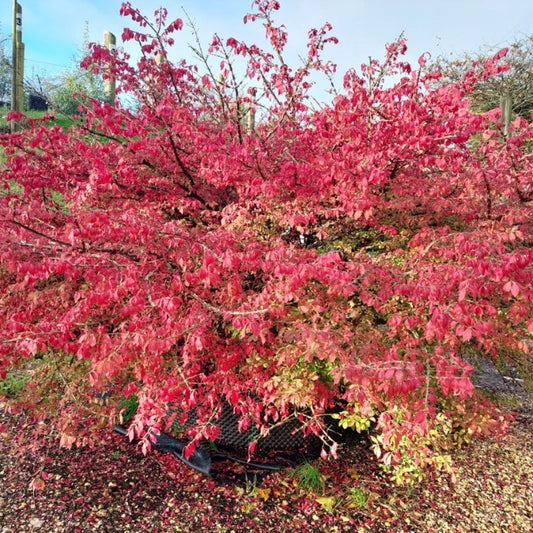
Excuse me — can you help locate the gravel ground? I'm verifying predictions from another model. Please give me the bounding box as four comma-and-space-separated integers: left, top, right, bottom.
0, 367, 531, 533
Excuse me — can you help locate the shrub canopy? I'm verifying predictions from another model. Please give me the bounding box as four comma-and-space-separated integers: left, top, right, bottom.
1, 1, 532, 482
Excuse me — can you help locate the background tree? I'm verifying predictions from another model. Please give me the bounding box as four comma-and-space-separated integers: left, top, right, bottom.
45, 22, 105, 115
0, 25, 11, 105
432, 35, 533, 122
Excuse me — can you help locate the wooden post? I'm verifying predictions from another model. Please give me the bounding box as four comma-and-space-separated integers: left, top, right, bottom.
500, 94, 512, 137
11, 0, 24, 130
103, 30, 116, 105
246, 88, 256, 133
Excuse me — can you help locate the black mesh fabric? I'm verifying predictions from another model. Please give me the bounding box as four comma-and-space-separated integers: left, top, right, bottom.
174, 402, 322, 453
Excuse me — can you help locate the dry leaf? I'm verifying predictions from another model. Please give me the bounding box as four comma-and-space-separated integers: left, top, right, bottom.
316, 496, 336, 512
254, 487, 271, 501
29, 477, 45, 492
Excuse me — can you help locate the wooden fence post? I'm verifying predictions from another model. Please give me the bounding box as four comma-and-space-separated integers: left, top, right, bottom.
500, 94, 512, 137
246, 88, 256, 133
103, 30, 116, 105
11, 0, 24, 131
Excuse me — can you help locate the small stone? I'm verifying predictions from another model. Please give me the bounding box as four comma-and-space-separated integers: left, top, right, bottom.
29, 517, 43, 530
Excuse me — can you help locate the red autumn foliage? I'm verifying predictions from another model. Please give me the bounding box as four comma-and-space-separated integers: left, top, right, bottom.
1, 1, 532, 480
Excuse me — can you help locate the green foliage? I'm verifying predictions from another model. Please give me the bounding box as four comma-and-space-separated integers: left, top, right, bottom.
47, 72, 104, 115
483, 391, 522, 410
0, 28, 10, 104
0, 179, 23, 197
287, 461, 326, 494
370, 408, 456, 486
0, 372, 27, 398
119, 394, 139, 424
47, 114, 76, 131
432, 35, 533, 121
346, 486, 370, 508
0, 108, 75, 132
331, 408, 375, 433
46, 22, 105, 115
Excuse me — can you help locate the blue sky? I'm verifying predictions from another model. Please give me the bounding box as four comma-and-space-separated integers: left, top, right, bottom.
1, 1, 533, 99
